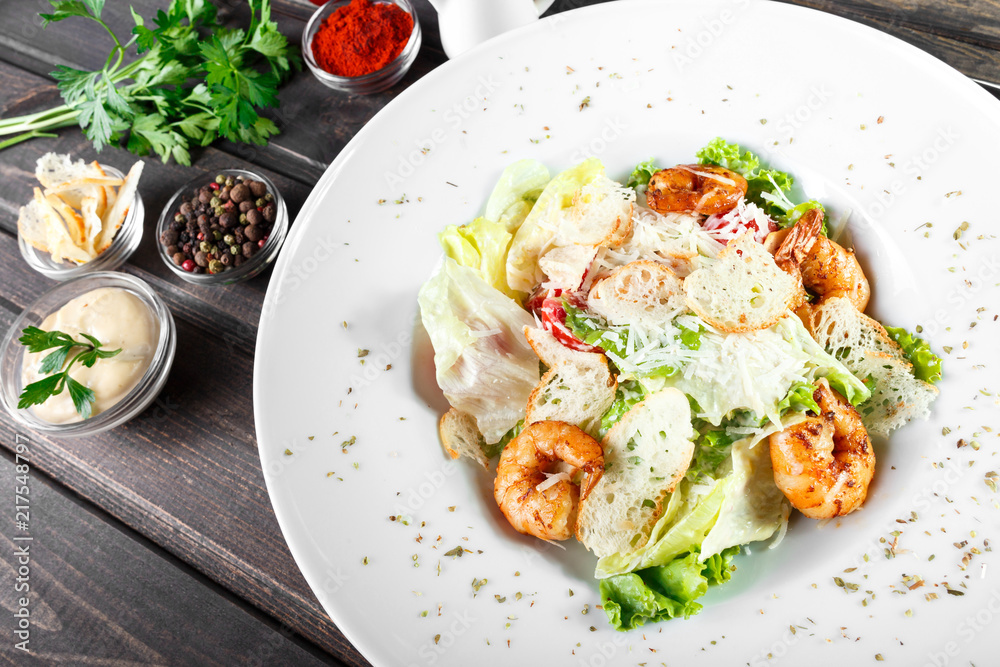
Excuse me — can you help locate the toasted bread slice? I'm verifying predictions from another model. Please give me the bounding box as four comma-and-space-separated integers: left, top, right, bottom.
806, 296, 938, 437
587, 259, 685, 327
45, 193, 86, 247
539, 244, 599, 291
507, 167, 634, 293
439, 408, 490, 469
80, 195, 103, 256
575, 388, 695, 557
35, 188, 90, 264
96, 160, 144, 252
17, 199, 50, 252
684, 231, 805, 333
35, 152, 87, 188
563, 175, 634, 247
523, 327, 617, 434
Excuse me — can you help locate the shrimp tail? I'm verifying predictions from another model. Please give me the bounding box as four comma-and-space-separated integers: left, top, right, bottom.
774, 208, 822, 271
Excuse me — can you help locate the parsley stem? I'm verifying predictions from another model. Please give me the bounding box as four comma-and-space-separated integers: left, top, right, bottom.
0, 110, 79, 139
0, 130, 60, 151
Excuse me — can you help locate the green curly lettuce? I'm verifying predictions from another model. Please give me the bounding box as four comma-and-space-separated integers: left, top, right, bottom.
599, 547, 738, 631
884, 326, 943, 384
625, 158, 658, 191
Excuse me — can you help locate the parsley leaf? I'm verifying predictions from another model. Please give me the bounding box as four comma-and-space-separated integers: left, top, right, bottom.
17, 326, 121, 418
3, 0, 298, 164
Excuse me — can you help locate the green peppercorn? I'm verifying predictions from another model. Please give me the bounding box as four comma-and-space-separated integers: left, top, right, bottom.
230, 245, 240, 255
225, 177, 235, 187
223, 234, 235, 245
239, 213, 247, 224
174, 213, 185, 223
212, 230, 222, 241
209, 259, 224, 273
264, 193, 274, 202
215, 174, 225, 184
210, 196, 220, 208
255, 198, 265, 207
199, 241, 212, 253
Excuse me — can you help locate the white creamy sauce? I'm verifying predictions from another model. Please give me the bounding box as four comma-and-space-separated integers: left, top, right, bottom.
21, 287, 158, 424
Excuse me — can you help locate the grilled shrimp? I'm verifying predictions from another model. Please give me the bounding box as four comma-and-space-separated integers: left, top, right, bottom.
774, 208, 870, 312
494, 420, 604, 541
769, 379, 875, 519
646, 164, 748, 215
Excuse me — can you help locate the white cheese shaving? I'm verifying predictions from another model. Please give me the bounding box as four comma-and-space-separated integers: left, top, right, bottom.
536, 471, 572, 493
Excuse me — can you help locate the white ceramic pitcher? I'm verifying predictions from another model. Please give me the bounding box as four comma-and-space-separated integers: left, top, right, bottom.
428, 0, 557, 59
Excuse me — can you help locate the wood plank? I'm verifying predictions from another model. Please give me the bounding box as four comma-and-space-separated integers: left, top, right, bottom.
0, 451, 338, 667
0, 232, 368, 665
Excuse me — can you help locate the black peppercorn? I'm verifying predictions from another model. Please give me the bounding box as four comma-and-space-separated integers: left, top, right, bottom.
248, 179, 267, 197
219, 212, 237, 228
194, 250, 208, 267
160, 229, 179, 245
242, 241, 255, 258
230, 183, 250, 203
239, 200, 254, 213
246, 209, 263, 226
262, 203, 277, 223
172, 251, 186, 266
245, 224, 263, 242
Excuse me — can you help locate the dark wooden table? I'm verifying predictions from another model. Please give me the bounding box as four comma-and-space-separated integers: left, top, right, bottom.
0, 1, 997, 665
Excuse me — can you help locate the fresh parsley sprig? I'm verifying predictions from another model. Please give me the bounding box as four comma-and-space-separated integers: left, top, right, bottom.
0, 0, 299, 163
18, 326, 122, 419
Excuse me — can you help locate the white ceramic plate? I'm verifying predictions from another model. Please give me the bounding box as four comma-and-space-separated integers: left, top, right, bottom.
254, 2, 1000, 664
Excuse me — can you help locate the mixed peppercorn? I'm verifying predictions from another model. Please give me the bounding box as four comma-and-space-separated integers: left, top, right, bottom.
160, 173, 277, 275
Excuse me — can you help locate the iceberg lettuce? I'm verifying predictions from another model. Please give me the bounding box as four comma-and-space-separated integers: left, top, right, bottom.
596, 477, 731, 578
483, 158, 551, 233
700, 436, 787, 559
505, 157, 605, 293
438, 217, 517, 299
417, 258, 539, 443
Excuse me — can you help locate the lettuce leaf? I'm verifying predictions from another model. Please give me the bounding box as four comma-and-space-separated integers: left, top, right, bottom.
596, 476, 732, 577
776, 381, 821, 415
417, 259, 539, 443
505, 157, 605, 293
438, 217, 517, 299
686, 428, 734, 483
483, 419, 523, 459
598, 380, 646, 440
625, 158, 658, 191
600, 548, 738, 631
483, 158, 551, 233
700, 436, 787, 559
885, 326, 943, 384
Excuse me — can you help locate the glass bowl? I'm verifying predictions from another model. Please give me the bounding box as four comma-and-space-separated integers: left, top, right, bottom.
0, 272, 177, 437
303, 0, 422, 95
18, 164, 144, 280
156, 168, 289, 285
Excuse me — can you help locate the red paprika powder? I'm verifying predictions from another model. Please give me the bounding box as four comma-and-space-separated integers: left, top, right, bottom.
311, 0, 414, 78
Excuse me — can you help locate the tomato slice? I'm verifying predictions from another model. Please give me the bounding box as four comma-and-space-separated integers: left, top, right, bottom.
529, 290, 603, 354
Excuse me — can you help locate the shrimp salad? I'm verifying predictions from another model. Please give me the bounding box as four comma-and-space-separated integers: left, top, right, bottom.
417, 138, 942, 630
